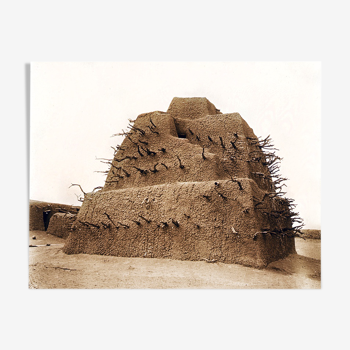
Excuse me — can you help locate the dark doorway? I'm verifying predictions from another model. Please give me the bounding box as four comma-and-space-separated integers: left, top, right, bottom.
174, 120, 187, 139
43, 210, 51, 231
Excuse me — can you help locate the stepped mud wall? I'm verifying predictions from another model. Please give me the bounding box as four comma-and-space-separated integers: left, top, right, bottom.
64, 97, 300, 268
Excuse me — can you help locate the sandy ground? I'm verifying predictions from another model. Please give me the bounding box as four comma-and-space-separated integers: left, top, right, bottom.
28, 231, 321, 289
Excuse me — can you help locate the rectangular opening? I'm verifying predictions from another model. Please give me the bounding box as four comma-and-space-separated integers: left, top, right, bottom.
43, 210, 51, 231
178, 133, 186, 139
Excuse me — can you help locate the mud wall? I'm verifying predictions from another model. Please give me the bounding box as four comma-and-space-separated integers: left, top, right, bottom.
103, 112, 273, 192
301, 229, 321, 239
29, 200, 80, 231
166, 97, 220, 119
47, 212, 77, 238
64, 180, 295, 268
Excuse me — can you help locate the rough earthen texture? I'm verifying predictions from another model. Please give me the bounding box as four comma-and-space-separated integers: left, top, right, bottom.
64, 97, 296, 268
301, 229, 321, 240
29, 200, 80, 231
47, 212, 77, 238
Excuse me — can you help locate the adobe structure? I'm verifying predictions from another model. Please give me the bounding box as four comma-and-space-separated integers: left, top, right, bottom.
47, 212, 78, 239
29, 200, 80, 231
63, 97, 303, 268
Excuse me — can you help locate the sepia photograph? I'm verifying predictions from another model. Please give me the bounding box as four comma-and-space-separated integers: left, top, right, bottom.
4, 2, 350, 349
29, 62, 321, 289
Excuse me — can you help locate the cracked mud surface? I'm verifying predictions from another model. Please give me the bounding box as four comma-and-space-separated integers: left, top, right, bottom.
29, 231, 320, 289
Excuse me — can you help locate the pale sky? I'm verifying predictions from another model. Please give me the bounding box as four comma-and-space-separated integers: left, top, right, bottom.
30, 62, 321, 229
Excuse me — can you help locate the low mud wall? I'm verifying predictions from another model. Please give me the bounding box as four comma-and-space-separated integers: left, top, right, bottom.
29, 200, 80, 231
47, 212, 77, 238
301, 229, 321, 239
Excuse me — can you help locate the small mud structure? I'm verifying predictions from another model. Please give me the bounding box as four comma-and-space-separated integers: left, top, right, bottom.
47, 212, 77, 239
64, 97, 303, 268
29, 200, 79, 231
